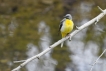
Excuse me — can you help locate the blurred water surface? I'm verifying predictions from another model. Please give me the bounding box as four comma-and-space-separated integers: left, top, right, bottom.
0, 0, 106, 71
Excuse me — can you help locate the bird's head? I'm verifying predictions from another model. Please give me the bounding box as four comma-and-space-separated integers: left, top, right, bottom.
64, 14, 72, 20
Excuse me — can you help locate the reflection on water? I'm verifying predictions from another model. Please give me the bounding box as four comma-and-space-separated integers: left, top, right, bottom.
67, 39, 106, 71
26, 21, 57, 71
26, 44, 39, 71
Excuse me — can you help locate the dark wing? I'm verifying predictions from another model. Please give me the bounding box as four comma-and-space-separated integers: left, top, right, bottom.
59, 18, 65, 31
59, 22, 63, 31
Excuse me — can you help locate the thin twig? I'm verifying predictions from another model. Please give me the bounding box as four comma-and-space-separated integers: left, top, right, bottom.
90, 48, 106, 71
13, 60, 26, 63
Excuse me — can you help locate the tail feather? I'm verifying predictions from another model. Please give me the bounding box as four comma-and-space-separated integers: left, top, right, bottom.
61, 33, 65, 48
61, 42, 64, 48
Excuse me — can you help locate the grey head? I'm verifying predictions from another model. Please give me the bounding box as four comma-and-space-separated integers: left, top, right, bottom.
64, 14, 72, 20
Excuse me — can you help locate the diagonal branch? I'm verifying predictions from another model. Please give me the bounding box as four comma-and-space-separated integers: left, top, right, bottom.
11, 7, 106, 71
90, 48, 106, 71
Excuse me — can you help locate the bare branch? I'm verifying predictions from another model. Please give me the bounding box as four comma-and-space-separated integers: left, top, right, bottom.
13, 60, 26, 63
98, 6, 104, 13
11, 7, 106, 71
90, 48, 106, 71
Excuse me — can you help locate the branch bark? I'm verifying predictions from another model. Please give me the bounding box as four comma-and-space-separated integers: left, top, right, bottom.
11, 6, 106, 71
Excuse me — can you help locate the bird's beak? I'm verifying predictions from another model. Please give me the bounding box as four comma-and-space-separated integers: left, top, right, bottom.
64, 16, 68, 18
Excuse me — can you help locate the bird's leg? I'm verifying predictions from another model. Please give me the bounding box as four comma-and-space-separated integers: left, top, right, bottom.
66, 33, 72, 41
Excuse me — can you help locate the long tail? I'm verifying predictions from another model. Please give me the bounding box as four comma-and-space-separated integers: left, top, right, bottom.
61, 33, 65, 48
61, 42, 64, 48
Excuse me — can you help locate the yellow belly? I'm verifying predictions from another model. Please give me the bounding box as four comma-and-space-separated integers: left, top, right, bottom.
61, 19, 74, 37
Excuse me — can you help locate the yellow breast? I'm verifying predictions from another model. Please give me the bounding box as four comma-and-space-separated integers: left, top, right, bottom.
61, 19, 74, 38
64, 19, 74, 33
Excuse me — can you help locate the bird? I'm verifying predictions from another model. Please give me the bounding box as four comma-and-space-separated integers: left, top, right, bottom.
59, 14, 74, 47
